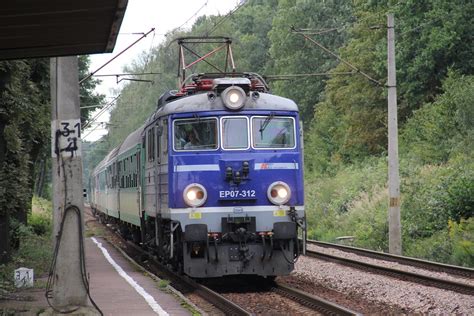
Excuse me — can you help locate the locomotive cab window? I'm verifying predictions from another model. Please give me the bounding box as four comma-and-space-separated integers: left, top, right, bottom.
251, 116, 296, 149
221, 116, 249, 150
173, 118, 218, 151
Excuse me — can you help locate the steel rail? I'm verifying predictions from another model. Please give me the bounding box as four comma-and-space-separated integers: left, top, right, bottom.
273, 283, 361, 316
123, 242, 251, 316
307, 239, 474, 278
306, 249, 474, 295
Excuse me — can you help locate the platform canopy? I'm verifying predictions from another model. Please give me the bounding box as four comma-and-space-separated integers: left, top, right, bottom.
0, 0, 128, 60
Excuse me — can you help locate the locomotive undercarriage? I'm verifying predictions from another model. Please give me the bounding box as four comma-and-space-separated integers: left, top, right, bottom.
182, 217, 301, 278
139, 215, 302, 278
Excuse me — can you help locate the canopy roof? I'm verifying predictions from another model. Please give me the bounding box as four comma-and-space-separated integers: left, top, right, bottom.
0, 0, 127, 60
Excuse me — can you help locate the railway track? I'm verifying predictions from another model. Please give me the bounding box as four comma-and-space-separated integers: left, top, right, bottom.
308, 239, 474, 278
123, 241, 252, 316
88, 209, 361, 315
306, 240, 474, 295
203, 275, 361, 315
121, 237, 361, 315
272, 283, 360, 316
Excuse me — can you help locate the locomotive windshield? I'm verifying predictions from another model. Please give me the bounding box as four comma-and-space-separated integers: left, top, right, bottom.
221, 116, 249, 150
174, 118, 218, 151
252, 116, 296, 149
173, 116, 296, 151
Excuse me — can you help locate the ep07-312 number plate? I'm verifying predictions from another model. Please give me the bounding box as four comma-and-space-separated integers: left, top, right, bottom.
218, 189, 257, 200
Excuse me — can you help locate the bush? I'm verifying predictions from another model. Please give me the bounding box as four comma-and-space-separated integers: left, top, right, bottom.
449, 218, 474, 267
404, 230, 452, 264
305, 157, 387, 244
401, 72, 474, 164
0, 223, 52, 292
29, 196, 52, 235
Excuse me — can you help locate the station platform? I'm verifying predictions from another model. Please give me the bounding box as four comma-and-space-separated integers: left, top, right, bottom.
85, 236, 193, 316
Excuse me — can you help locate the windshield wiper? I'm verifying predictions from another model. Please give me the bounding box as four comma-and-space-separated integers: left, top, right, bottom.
259, 113, 275, 136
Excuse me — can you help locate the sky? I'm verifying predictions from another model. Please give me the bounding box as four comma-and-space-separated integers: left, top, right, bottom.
84, 0, 239, 141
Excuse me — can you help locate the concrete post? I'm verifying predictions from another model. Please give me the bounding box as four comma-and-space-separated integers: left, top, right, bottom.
50, 56, 88, 308
387, 14, 402, 255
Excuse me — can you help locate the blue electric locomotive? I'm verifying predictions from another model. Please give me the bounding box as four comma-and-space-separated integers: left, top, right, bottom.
91, 71, 306, 278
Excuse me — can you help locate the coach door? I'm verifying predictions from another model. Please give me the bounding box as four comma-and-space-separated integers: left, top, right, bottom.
136, 147, 142, 217
144, 125, 156, 217
156, 118, 169, 215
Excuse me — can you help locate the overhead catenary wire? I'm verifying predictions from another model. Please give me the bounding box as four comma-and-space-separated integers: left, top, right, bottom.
291, 27, 383, 87
265, 71, 355, 81
93, 72, 161, 77
82, 95, 120, 130
176, 1, 209, 31
83, 123, 109, 141
204, 0, 247, 36
79, 28, 155, 85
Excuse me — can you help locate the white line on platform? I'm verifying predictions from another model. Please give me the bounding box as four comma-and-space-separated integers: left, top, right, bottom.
91, 237, 169, 316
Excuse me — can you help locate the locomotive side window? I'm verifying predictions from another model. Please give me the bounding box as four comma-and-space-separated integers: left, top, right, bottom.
155, 124, 161, 161
251, 116, 296, 149
221, 116, 249, 150
147, 128, 155, 162
173, 118, 218, 151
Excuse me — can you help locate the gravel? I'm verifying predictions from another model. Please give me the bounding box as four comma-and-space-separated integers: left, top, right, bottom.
308, 243, 474, 286
282, 255, 474, 314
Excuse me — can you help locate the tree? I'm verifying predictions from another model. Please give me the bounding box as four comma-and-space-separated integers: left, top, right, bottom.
305, 0, 474, 171
0, 60, 49, 262
267, 0, 353, 125
0, 56, 104, 263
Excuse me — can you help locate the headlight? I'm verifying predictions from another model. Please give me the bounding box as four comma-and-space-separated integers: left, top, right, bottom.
267, 181, 291, 205
221, 86, 246, 110
183, 183, 207, 207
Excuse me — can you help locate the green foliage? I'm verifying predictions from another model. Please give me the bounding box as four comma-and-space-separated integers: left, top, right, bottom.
158, 279, 170, 288
305, 0, 473, 166
305, 157, 387, 245
0, 60, 49, 217
303, 2, 388, 165
401, 72, 474, 164
268, 0, 353, 124
449, 218, 474, 266
29, 197, 52, 236
0, 224, 52, 289
401, 159, 474, 239
79, 56, 106, 125
394, 0, 474, 110
404, 218, 474, 267
307, 150, 473, 265
403, 229, 453, 263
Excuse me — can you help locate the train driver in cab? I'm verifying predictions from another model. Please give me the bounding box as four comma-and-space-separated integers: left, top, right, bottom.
184, 126, 201, 149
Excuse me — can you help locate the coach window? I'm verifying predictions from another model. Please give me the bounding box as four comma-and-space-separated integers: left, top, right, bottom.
221, 116, 249, 150
251, 116, 296, 149
173, 118, 218, 151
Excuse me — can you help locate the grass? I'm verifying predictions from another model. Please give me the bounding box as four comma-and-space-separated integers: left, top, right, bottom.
85, 226, 106, 237
0, 197, 53, 293
158, 279, 170, 289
